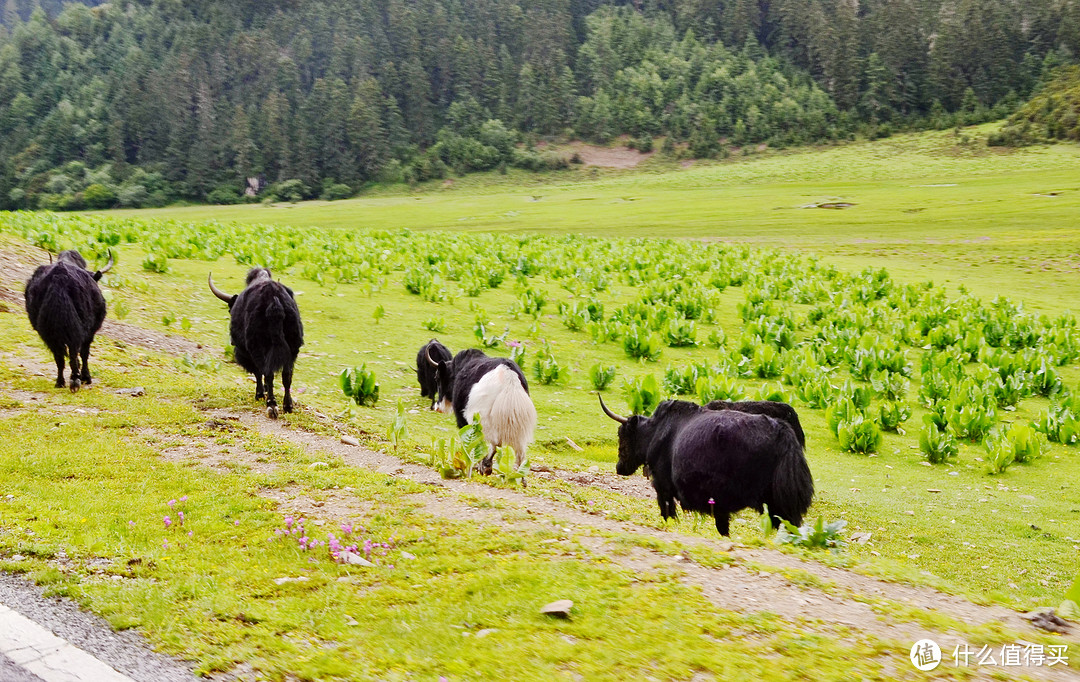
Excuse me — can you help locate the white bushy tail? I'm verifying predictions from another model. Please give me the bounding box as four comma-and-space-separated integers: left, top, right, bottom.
464, 364, 537, 465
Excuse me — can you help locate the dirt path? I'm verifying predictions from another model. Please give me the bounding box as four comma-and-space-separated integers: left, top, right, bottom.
190, 408, 1074, 680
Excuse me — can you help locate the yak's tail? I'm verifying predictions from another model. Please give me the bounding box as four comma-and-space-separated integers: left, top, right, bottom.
767, 424, 814, 529
262, 293, 291, 374
465, 364, 537, 465
36, 280, 85, 355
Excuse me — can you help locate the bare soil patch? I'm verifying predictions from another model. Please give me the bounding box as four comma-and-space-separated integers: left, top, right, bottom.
565, 142, 654, 169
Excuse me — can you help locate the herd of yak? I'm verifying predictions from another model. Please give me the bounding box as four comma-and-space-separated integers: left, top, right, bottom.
22, 251, 815, 537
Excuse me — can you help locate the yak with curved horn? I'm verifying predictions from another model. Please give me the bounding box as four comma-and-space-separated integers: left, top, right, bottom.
600, 394, 813, 536
209, 269, 303, 419
417, 339, 453, 411
24, 249, 113, 391
429, 347, 536, 474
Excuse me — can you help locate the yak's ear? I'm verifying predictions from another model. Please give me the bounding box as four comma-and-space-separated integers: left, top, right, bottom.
226, 295, 238, 310
92, 271, 103, 282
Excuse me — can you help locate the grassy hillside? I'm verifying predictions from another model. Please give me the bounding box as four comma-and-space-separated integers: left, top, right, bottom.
101, 126, 1080, 314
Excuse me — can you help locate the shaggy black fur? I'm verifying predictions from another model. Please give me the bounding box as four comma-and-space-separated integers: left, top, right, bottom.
704, 399, 806, 448
416, 338, 453, 409
24, 250, 108, 391
214, 268, 303, 419
612, 400, 813, 536
433, 348, 529, 429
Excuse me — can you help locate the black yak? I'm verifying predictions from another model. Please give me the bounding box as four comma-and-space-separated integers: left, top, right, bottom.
24, 249, 113, 391
417, 339, 452, 411
600, 396, 813, 536
209, 269, 303, 419
705, 399, 806, 448
428, 348, 536, 470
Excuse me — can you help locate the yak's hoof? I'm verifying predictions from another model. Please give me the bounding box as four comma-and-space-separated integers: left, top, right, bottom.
55, 379, 66, 389
81, 375, 92, 385
283, 400, 293, 414
266, 405, 279, 419
69, 380, 81, 393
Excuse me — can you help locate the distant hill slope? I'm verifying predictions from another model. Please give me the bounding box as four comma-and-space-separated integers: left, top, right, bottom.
990, 66, 1080, 146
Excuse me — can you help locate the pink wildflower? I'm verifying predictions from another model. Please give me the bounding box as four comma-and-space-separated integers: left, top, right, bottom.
163, 515, 172, 528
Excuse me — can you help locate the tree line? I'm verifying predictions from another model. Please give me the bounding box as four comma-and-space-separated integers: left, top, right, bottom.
0, 0, 1077, 209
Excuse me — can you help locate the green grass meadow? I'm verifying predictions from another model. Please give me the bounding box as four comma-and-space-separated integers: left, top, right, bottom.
2, 125, 1080, 679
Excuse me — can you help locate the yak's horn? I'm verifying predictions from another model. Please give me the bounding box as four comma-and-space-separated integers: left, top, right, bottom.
598, 393, 628, 424
97, 249, 114, 275
426, 346, 439, 367
208, 273, 232, 302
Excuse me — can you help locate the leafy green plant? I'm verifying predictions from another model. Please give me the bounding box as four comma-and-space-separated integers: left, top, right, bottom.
755, 382, 788, 402
161, 312, 175, 327
984, 422, 1044, 474
518, 287, 547, 318
422, 316, 446, 332
776, 517, 847, 554
750, 342, 782, 378
878, 401, 911, 433
919, 415, 958, 464
944, 378, 997, 442
622, 322, 663, 361
386, 399, 409, 453
372, 304, 385, 324
706, 327, 726, 348
509, 341, 526, 369
664, 316, 698, 347
836, 379, 872, 410
1033, 392, 1080, 444
589, 364, 617, 391
142, 251, 169, 273
457, 421, 490, 477
663, 364, 702, 395
793, 369, 835, 409
836, 414, 882, 454
491, 445, 529, 485
825, 398, 860, 437
425, 434, 465, 479
918, 370, 952, 407
869, 369, 909, 402
560, 301, 592, 332
532, 342, 563, 385
695, 375, 743, 403
473, 316, 507, 348
624, 374, 663, 416
340, 365, 379, 406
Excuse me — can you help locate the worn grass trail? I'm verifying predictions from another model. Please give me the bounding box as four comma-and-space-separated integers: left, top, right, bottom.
0, 286, 1077, 681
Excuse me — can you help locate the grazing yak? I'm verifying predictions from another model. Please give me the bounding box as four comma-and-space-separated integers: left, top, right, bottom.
209, 268, 303, 419
600, 396, 813, 536
416, 338, 453, 411
24, 249, 113, 391
705, 399, 806, 448
428, 348, 537, 471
